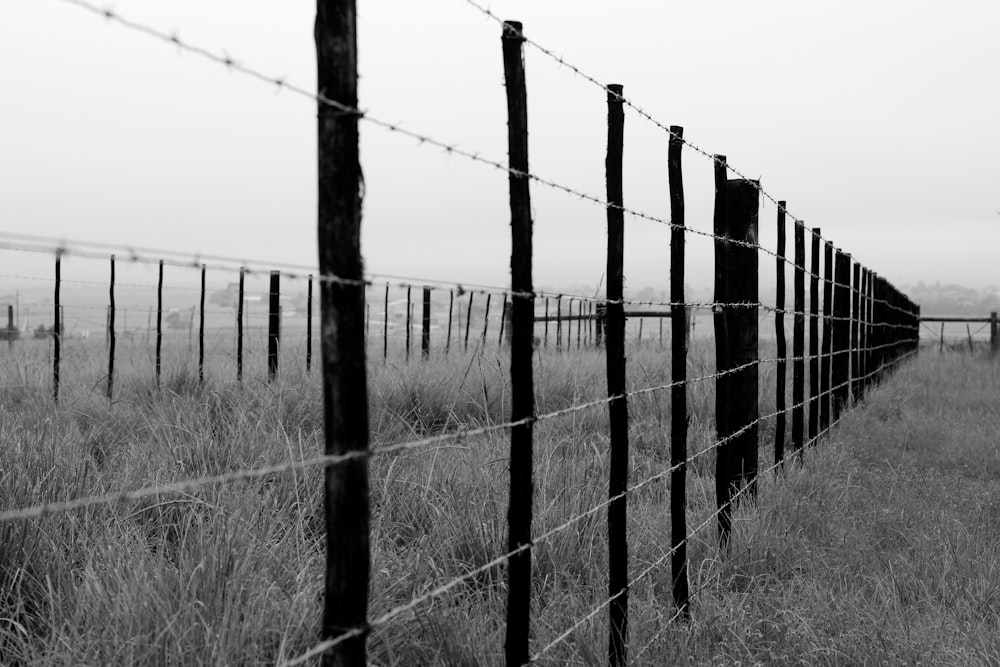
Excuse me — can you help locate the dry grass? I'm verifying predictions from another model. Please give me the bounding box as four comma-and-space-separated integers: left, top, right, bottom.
1, 337, 999, 665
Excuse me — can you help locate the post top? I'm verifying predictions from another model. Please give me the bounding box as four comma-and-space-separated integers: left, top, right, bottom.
502, 20, 523, 36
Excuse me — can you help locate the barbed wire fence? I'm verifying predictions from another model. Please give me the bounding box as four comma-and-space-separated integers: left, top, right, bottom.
0, 1, 927, 665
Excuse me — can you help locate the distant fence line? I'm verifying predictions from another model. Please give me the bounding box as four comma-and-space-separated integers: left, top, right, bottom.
1, 3, 927, 667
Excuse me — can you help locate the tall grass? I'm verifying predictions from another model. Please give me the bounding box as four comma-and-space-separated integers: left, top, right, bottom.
1, 338, 998, 665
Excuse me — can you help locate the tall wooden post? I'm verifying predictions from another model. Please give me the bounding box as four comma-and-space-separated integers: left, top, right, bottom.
481, 293, 492, 344
832, 250, 851, 419
268, 271, 280, 382
712, 155, 730, 509
156, 259, 163, 388
54, 252, 61, 402
464, 292, 474, 352
808, 229, 820, 444
850, 261, 861, 400
774, 203, 786, 465
107, 255, 116, 400
556, 294, 563, 351
421, 287, 431, 360
716, 178, 760, 545
405, 286, 412, 362
990, 311, 997, 356
820, 239, 833, 433
792, 223, 805, 453
307, 274, 314, 372
317, 1, 370, 664
198, 264, 206, 384
605, 83, 629, 666
446, 290, 453, 354
237, 267, 244, 383
668, 125, 690, 617
502, 20, 535, 667
383, 282, 389, 361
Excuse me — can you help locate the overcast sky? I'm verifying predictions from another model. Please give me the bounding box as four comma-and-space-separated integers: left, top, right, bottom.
1, 0, 998, 297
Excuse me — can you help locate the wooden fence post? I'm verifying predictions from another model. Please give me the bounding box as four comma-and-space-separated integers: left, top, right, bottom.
237, 267, 244, 383
317, 0, 370, 662
808, 229, 820, 444
712, 155, 730, 522
307, 274, 314, 373
502, 20, 535, 667
850, 261, 861, 400
422, 287, 431, 360
156, 259, 163, 388
54, 252, 61, 402
446, 290, 454, 354
481, 293, 492, 344
832, 250, 851, 419
268, 271, 280, 382
556, 294, 563, 351
383, 283, 389, 362
792, 223, 805, 453
605, 83, 629, 666
544, 297, 549, 347
774, 203, 786, 465
820, 239, 833, 433
716, 173, 760, 545
108, 254, 116, 400
498, 293, 508, 346
405, 286, 411, 362
199, 264, 206, 384
464, 292, 474, 352
990, 311, 997, 356
668, 125, 690, 617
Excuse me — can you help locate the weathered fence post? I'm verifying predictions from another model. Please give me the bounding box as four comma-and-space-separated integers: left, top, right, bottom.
774, 203, 786, 465
820, 239, 833, 433
498, 293, 508, 346
268, 271, 280, 382
605, 83, 629, 666
307, 274, 314, 373
715, 172, 761, 544
54, 252, 61, 402
383, 282, 389, 362
596, 302, 606, 347
556, 294, 563, 351
808, 229, 820, 444
668, 125, 690, 617
850, 261, 861, 400
446, 290, 454, 354
481, 293, 492, 344
990, 311, 997, 355
199, 264, 206, 384
502, 20, 535, 667
108, 254, 116, 400
832, 250, 851, 418
422, 287, 431, 360
405, 286, 412, 362
712, 155, 730, 513
317, 0, 370, 662
792, 222, 805, 453
237, 267, 244, 383
156, 259, 163, 388
544, 296, 549, 347
464, 292, 474, 352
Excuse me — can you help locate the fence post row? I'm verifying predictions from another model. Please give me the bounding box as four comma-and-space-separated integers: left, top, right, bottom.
668, 125, 691, 617
604, 82, 629, 667
316, 0, 370, 664
501, 19, 534, 667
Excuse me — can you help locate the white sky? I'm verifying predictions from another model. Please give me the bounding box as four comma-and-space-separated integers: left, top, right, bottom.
1, 0, 998, 296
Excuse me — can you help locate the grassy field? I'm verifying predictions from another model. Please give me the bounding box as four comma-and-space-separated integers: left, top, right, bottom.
1, 336, 999, 665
